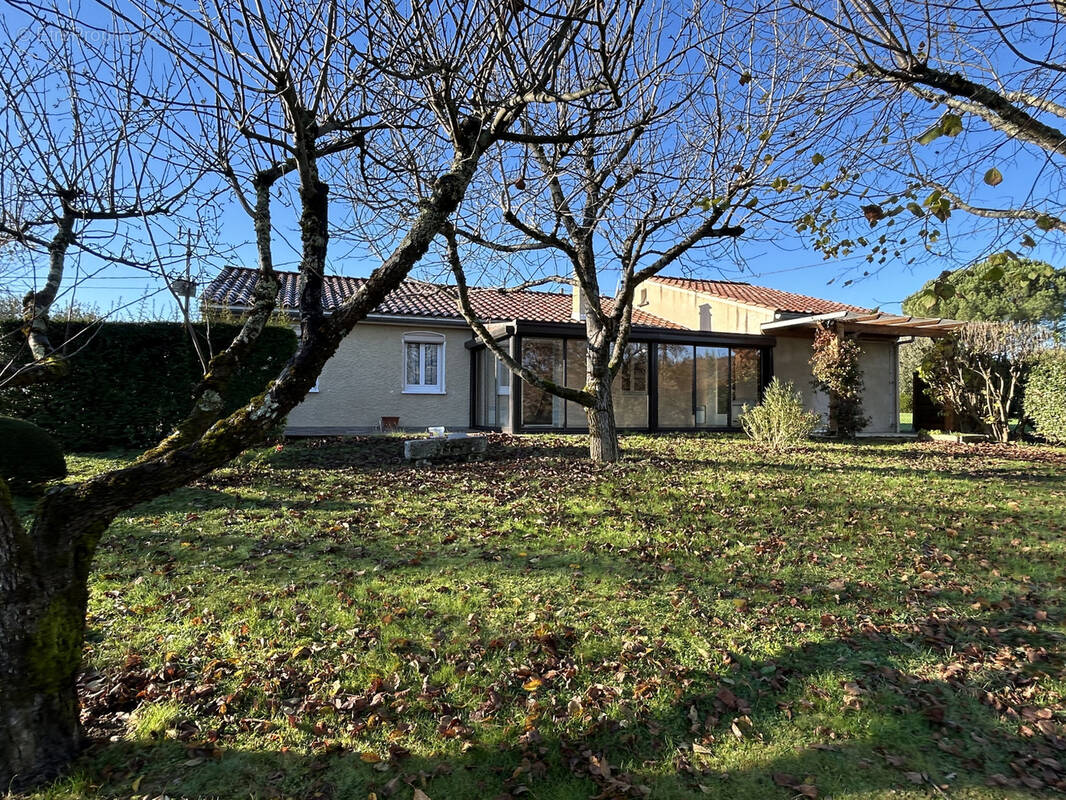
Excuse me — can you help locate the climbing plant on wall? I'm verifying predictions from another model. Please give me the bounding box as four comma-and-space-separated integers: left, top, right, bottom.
810, 322, 869, 438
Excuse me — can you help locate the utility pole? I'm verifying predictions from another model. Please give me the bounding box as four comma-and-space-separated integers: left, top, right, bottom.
172, 230, 206, 371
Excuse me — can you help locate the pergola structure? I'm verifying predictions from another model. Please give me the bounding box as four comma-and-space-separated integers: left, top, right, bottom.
762, 310, 965, 338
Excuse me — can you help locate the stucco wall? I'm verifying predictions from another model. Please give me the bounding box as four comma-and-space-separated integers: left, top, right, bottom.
285, 321, 472, 432
772, 335, 898, 434
638, 282, 775, 333
857, 338, 899, 434
773, 336, 829, 424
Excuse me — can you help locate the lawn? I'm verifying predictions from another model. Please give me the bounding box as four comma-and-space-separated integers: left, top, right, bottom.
22, 434, 1066, 799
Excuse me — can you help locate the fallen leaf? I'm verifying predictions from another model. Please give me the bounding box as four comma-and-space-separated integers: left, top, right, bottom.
772, 772, 797, 787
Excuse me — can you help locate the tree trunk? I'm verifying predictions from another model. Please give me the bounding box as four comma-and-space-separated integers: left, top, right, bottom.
0, 488, 87, 790
585, 375, 619, 463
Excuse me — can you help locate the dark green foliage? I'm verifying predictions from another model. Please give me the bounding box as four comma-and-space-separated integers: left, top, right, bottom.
903, 257, 1066, 330
1027, 349, 1066, 444
810, 323, 868, 437
0, 321, 297, 451
0, 416, 67, 489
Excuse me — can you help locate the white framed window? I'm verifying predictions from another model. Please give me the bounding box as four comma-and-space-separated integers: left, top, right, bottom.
402, 332, 446, 393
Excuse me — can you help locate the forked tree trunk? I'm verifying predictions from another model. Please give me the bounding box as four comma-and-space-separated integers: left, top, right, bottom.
580, 312, 622, 464
0, 118, 491, 789
0, 490, 88, 789
586, 376, 619, 463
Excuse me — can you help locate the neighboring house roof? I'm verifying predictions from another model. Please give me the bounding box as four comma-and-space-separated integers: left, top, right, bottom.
204, 266, 683, 328
649, 276, 869, 315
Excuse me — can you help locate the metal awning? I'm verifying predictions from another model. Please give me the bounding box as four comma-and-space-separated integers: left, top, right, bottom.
761, 310, 965, 338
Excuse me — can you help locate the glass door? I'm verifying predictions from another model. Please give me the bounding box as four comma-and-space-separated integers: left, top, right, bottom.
730, 348, 761, 425
695, 346, 729, 427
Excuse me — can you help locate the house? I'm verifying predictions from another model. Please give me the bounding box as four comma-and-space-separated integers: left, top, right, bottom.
204, 267, 961, 435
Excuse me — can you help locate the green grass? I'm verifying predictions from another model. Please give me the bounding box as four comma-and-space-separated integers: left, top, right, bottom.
21, 433, 1066, 799
899, 411, 913, 431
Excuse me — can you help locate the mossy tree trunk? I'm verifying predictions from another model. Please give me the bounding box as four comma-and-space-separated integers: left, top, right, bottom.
0, 484, 88, 788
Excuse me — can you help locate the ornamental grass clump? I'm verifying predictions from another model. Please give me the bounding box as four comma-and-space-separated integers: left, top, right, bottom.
740, 378, 820, 450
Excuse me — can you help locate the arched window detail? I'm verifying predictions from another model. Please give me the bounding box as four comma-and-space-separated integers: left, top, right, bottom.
402, 331, 446, 393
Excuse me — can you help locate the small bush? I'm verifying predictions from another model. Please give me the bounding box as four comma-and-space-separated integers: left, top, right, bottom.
740, 378, 820, 450
1027, 349, 1066, 444
0, 416, 67, 490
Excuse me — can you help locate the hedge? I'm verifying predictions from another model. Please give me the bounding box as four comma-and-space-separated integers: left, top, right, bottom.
1027, 349, 1066, 444
0, 321, 297, 451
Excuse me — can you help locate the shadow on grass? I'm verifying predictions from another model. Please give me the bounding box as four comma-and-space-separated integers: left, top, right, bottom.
62, 607, 1064, 800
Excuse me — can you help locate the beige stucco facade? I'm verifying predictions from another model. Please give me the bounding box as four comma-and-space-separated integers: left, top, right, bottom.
637, 281, 775, 334
771, 334, 899, 434
283, 283, 900, 435
639, 281, 900, 434
286, 320, 472, 433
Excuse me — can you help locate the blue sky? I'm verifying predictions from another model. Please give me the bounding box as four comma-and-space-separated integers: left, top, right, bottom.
3, 0, 1061, 322
7, 170, 1053, 321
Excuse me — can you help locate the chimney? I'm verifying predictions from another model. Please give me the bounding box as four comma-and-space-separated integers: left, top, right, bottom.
571, 282, 586, 321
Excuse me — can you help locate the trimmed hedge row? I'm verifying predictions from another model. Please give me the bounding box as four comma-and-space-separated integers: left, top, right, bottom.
1027, 349, 1066, 444
0, 321, 297, 451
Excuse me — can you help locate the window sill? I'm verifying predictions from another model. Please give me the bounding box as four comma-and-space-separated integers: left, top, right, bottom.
402, 389, 446, 395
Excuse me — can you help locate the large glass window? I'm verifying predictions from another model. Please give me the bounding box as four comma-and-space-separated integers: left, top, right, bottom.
658, 344, 762, 428
731, 348, 761, 420
613, 343, 649, 427
658, 344, 695, 427
521, 338, 564, 426
512, 337, 760, 430
695, 346, 729, 427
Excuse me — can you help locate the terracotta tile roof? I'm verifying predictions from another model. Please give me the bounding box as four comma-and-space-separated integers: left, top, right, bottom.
650, 276, 870, 315
205, 266, 683, 328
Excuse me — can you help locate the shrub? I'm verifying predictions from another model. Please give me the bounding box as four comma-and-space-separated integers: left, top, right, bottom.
0, 416, 67, 490
1027, 349, 1066, 444
0, 321, 297, 450
740, 378, 820, 450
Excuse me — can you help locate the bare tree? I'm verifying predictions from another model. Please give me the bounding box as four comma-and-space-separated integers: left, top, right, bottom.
794, 0, 1066, 271
445, 2, 861, 462
920, 321, 1051, 442
0, 14, 210, 387
0, 0, 616, 786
